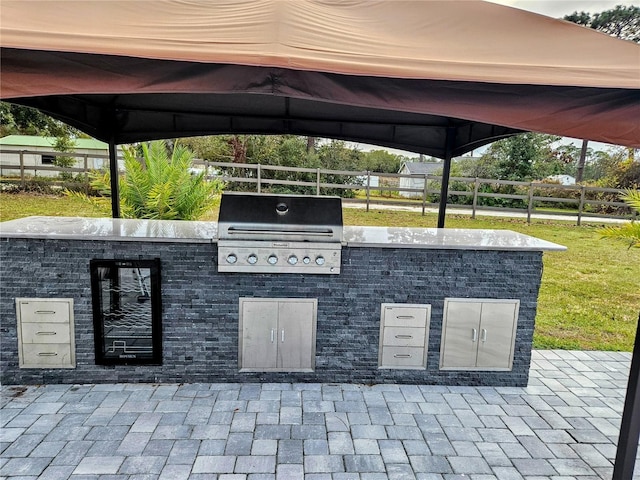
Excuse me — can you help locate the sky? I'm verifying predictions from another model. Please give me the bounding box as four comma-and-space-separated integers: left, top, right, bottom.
353, 0, 637, 158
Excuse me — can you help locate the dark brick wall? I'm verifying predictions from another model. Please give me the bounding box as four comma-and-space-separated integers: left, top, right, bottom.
0, 237, 543, 386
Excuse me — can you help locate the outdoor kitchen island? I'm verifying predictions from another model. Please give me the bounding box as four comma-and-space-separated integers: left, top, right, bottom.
0, 214, 564, 387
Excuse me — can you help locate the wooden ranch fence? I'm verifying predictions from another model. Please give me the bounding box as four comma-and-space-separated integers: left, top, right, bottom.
0, 150, 636, 225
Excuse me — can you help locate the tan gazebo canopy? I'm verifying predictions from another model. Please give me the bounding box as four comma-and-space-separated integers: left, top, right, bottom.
1, 4, 640, 476
1, 0, 638, 154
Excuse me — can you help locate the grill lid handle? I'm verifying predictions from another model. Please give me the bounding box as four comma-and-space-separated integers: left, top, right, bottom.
226, 226, 334, 237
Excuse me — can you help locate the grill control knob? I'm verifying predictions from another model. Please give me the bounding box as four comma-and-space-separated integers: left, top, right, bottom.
302, 256, 311, 264
267, 254, 278, 265
288, 255, 298, 265
247, 254, 258, 265
226, 254, 238, 264
315, 255, 325, 265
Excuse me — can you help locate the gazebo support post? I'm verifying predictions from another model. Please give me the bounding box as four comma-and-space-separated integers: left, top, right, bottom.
108, 138, 120, 218
613, 313, 640, 479
437, 127, 456, 228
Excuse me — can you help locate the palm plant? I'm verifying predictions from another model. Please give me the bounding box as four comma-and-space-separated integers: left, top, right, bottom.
74, 140, 222, 220
599, 189, 640, 248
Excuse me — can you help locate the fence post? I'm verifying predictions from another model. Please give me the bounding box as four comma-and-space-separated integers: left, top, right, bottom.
19, 151, 25, 187
422, 174, 428, 216
472, 177, 480, 219
257, 163, 261, 193
366, 171, 371, 212
83, 154, 89, 193
577, 185, 586, 226
316, 168, 321, 195
527, 182, 534, 224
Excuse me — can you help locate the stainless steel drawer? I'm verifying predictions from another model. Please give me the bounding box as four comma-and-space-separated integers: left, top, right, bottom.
21, 323, 71, 344
18, 300, 70, 323
20, 344, 74, 368
383, 307, 427, 327
16, 298, 75, 369
380, 346, 425, 369
382, 326, 425, 347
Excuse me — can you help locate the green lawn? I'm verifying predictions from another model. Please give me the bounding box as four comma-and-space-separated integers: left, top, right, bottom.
2, 192, 638, 351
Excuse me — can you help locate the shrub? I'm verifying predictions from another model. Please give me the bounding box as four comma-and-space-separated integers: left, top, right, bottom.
599, 190, 640, 248
71, 140, 223, 220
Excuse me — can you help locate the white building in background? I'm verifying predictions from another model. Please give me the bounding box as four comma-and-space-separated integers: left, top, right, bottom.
545, 174, 576, 186
0, 135, 117, 177
397, 162, 443, 198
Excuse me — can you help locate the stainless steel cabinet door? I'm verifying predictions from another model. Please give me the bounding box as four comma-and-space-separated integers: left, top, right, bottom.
440, 300, 482, 369
239, 298, 317, 372
440, 298, 519, 371
240, 300, 278, 370
278, 300, 316, 371
476, 301, 519, 369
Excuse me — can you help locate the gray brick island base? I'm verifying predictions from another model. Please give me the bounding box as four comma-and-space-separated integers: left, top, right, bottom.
0, 216, 564, 386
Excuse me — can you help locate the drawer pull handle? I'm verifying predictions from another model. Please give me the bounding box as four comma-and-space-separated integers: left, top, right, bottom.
396, 315, 414, 319
36, 331, 57, 336
395, 335, 413, 339
394, 354, 412, 358
37, 352, 58, 357
35, 310, 56, 314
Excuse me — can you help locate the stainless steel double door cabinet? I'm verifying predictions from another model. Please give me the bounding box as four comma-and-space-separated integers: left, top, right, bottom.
439, 298, 520, 371
239, 298, 317, 372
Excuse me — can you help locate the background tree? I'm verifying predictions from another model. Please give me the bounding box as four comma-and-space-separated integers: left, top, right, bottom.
540, 143, 582, 178
564, 5, 640, 181
181, 135, 365, 197
0, 102, 81, 138
479, 133, 558, 181
359, 149, 405, 173
51, 135, 77, 180
1, 102, 87, 181
306, 137, 316, 153
565, 5, 640, 42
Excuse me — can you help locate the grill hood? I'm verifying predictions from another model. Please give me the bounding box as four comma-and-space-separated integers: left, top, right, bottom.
217, 192, 343, 243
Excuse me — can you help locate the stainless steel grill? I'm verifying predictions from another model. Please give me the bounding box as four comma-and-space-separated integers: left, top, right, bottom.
217, 193, 343, 274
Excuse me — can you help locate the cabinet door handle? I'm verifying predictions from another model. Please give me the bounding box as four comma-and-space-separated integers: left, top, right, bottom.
472, 328, 478, 342
281, 329, 285, 343
36, 331, 57, 336
270, 329, 275, 343
38, 352, 58, 357
34, 310, 56, 315
396, 315, 414, 319
481, 329, 487, 342
393, 354, 412, 358
395, 335, 413, 339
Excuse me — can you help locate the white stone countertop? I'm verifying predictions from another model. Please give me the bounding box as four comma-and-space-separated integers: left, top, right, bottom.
342, 226, 566, 251
0, 216, 217, 243
0, 216, 566, 251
